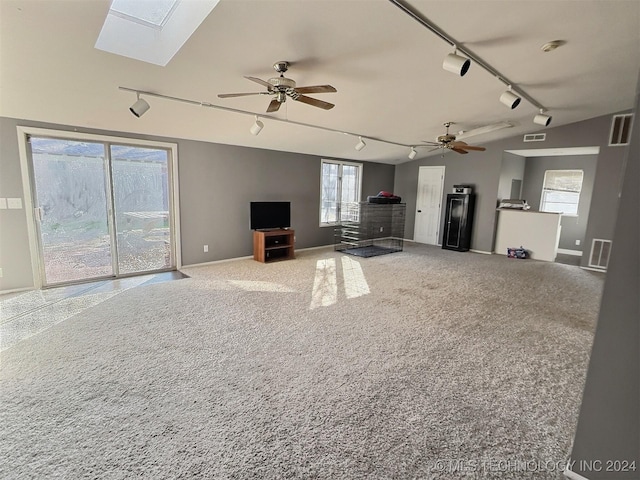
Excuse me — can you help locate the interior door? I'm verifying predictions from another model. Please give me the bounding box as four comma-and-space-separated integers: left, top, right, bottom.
30, 137, 114, 285
414, 166, 445, 244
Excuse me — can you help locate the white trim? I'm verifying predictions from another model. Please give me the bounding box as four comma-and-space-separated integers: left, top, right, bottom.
0, 286, 35, 295
319, 159, 363, 227
470, 249, 492, 255
580, 266, 607, 273
182, 255, 253, 268
563, 465, 591, 480
558, 248, 582, 256
181, 245, 336, 269
16, 126, 181, 285
16, 127, 40, 289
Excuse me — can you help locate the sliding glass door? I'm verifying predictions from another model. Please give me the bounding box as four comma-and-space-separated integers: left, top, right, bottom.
29, 136, 175, 286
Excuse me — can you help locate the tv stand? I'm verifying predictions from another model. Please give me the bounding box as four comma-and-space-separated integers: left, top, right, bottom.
253, 229, 295, 263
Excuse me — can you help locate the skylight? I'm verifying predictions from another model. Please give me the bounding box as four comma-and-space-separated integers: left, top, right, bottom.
109, 0, 180, 29
95, 0, 220, 66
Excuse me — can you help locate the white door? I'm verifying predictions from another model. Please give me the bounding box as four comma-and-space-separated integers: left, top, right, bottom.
414, 166, 445, 245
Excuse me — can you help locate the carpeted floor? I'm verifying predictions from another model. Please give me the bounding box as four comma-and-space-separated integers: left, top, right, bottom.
0, 244, 604, 479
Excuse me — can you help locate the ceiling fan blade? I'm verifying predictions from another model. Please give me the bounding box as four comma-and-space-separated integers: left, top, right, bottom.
427, 146, 442, 152
460, 145, 486, 151
294, 85, 337, 94
449, 140, 468, 147
218, 92, 263, 98
244, 76, 274, 89
451, 147, 469, 154
266, 98, 282, 112
294, 95, 335, 110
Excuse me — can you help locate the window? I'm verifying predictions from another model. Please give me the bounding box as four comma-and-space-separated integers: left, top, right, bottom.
540, 169, 584, 216
320, 160, 362, 225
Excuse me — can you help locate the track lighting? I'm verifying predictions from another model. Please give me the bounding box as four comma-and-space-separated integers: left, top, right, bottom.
443, 48, 470, 77
408, 147, 417, 160
250, 115, 264, 135
129, 93, 150, 118
355, 136, 366, 151
534, 109, 552, 126
499, 85, 521, 109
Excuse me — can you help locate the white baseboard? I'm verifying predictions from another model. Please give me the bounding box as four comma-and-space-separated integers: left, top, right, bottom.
558, 249, 583, 256
580, 266, 607, 273
470, 249, 492, 255
182, 244, 335, 269
0, 286, 35, 295
564, 465, 591, 480
182, 255, 253, 268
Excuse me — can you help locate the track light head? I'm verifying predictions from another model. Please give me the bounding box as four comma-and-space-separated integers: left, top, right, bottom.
355, 136, 366, 151
499, 86, 521, 109
408, 147, 417, 160
443, 50, 471, 77
250, 116, 264, 135
129, 94, 150, 118
533, 109, 552, 126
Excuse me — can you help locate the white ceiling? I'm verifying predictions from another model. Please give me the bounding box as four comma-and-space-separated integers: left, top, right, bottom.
1, 0, 639, 165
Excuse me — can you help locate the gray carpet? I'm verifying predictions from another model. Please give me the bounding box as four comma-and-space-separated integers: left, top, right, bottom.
0, 244, 604, 479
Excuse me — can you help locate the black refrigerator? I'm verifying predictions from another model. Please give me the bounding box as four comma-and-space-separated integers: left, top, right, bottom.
442, 192, 475, 252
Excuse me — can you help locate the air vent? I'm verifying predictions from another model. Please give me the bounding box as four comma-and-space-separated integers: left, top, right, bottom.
523, 133, 546, 142
609, 114, 633, 146
589, 239, 612, 270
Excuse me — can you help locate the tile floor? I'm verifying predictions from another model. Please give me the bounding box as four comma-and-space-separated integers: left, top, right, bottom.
0, 271, 187, 352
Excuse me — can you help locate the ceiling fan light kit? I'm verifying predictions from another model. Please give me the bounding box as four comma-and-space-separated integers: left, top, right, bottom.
420, 122, 487, 155
218, 61, 336, 113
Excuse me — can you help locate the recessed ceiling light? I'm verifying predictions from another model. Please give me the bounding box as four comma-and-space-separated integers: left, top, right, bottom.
540, 40, 566, 52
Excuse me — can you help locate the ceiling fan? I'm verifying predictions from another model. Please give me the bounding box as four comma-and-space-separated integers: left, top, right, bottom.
422, 122, 487, 154
217, 61, 337, 113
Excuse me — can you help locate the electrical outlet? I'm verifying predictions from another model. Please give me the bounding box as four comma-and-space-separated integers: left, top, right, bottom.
575, 240, 581, 246
203, 245, 208, 253
379, 226, 384, 232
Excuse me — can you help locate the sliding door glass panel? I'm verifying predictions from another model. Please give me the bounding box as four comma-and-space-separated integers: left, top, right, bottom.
341, 164, 360, 222
30, 137, 113, 285
110, 145, 172, 275
321, 162, 340, 224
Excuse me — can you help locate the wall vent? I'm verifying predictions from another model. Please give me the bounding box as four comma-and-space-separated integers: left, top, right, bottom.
609, 114, 633, 146
589, 239, 612, 270
523, 133, 546, 142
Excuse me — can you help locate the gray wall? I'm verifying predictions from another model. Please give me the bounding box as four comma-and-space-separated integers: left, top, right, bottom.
394, 152, 502, 251
497, 152, 525, 201
394, 112, 631, 262
521, 154, 597, 251
569, 71, 639, 479
0, 116, 394, 290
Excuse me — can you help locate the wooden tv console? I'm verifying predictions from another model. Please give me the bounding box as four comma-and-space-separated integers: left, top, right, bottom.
253, 229, 295, 263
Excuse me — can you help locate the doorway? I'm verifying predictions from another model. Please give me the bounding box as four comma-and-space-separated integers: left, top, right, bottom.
414, 166, 445, 245
25, 132, 178, 287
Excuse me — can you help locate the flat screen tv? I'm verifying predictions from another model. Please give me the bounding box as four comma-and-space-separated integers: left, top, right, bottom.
250, 201, 291, 230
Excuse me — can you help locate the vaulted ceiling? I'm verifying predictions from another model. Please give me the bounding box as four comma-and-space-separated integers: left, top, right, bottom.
1, 0, 639, 164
